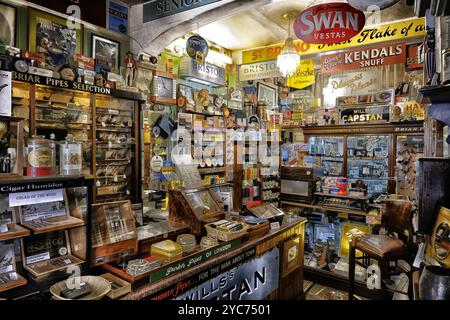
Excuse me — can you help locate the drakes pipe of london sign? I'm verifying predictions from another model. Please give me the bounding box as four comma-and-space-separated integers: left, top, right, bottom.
143, 0, 223, 23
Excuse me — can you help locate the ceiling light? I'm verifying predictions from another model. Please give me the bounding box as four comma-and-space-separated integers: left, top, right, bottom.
277, 12, 301, 78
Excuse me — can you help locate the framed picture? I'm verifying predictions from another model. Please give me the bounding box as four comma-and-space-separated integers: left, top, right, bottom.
281, 236, 302, 278
29, 9, 82, 71
92, 34, 120, 70
257, 82, 278, 111
0, 3, 16, 46
178, 84, 194, 100
151, 71, 176, 104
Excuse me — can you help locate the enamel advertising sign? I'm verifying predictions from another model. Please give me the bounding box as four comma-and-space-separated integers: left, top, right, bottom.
321, 42, 407, 73
294, 2, 366, 44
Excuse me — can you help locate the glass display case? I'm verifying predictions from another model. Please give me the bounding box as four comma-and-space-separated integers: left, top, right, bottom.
91, 201, 138, 266
347, 135, 389, 195
308, 136, 345, 177
94, 95, 137, 204
33, 85, 92, 175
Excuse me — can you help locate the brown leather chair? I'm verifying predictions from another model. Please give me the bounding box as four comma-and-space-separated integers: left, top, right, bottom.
348, 199, 415, 300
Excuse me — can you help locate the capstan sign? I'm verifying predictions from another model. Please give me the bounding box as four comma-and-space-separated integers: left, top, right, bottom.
294, 2, 366, 44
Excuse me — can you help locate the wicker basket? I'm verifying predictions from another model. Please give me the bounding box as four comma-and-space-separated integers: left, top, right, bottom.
205, 222, 249, 242
50, 276, 111, 301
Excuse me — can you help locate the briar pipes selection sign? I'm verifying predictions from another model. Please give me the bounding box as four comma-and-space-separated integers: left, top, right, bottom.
321, 42, 407, 73
144, 0, 223, 23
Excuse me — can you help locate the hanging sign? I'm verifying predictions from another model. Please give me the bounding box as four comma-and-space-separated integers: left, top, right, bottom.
108, 0, 129, 35
143, 0, 222, 23
179, 56, 225, 86
242, 18, 426, 64
239, 60, 282, 82
287, 58, 315, 89
294, 2, 365, 45
322, 70, 382, 108
186, 35, 209, 64
175, 247, 280, 300
321, 42, 407, 74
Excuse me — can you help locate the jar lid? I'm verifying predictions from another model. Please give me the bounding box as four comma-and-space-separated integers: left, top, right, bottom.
200, 236, 218, 247
177, 234, 196, 246
27, 136, 54, 145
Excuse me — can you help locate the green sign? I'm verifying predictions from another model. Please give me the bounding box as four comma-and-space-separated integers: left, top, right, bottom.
143, 0, 223, 23
149, 239, 241, 283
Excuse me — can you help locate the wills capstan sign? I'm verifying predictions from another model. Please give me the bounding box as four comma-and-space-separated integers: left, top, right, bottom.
321, 42, 407, 73
294, 2, 366, 44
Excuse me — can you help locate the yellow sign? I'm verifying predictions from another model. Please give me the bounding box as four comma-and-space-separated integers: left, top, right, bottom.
287, 59, 315, 89
242, 18, 426, 64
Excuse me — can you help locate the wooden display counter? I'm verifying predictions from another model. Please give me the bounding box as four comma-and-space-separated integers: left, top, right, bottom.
117, 218, 306, 300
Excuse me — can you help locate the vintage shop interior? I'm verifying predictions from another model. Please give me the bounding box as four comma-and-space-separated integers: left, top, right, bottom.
0, 0, 450, 301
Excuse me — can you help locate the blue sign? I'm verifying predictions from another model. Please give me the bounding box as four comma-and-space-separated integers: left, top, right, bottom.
109, 0, 129, 35
143, 0, 223, 23
186, 35, 209, 64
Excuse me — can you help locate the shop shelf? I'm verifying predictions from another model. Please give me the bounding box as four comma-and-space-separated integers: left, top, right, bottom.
21, 216, 85, 235
0, 224, 31, 241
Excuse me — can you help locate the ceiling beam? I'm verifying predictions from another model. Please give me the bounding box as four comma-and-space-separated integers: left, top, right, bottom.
131, 0, 274, 56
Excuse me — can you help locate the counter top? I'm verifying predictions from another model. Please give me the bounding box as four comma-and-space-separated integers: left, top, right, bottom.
120, 217, 306, 300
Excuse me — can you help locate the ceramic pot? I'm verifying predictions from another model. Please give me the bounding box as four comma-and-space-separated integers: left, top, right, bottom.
419, 266, 450, 300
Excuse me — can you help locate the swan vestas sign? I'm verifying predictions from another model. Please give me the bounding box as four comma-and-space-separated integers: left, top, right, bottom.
294, 2, 366, 44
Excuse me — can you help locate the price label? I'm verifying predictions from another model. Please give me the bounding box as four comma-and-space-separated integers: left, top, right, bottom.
26, 252, 50, 265
270, 222, 280, 230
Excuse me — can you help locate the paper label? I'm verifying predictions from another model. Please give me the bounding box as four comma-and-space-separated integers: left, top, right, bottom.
0, 265, 13, 274
0, 224, 8, 233
26, 252, 50, 265
9, 189, 64, 207
270, 222, 280, 230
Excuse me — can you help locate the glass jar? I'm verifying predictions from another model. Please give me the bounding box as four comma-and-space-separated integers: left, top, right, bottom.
26, 136, 56, 177
59, 135, 83, 175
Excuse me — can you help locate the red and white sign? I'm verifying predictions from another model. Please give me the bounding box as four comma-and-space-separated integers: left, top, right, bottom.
321, 42, 407, 73
294, 2, 366, 45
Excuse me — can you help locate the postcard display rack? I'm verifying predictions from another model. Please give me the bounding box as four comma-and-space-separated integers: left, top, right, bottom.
0, 176, 93, 296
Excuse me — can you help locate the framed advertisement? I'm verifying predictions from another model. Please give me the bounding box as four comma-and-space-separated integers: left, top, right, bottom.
0, 2, 16, 46
92, 34, 120, 71
29, 9, 82, 71
257, 82, 277, 111
282, 235, 302, 278
108, 0, 129, 35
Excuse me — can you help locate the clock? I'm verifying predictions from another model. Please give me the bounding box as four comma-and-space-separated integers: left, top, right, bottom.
150, 71, 176, 104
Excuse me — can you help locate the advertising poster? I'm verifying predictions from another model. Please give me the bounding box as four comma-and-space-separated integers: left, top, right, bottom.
109, 0, 129, 35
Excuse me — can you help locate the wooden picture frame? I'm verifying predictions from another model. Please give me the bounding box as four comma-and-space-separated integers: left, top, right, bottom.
281, 235, 302, 278
92, 33, 120, 71
29, 9, 83, 71
0, 2, 17, 46
150, 71, 177, 104
257, 82, 278, 111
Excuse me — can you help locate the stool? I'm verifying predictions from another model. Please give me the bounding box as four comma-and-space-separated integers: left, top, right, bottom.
348, 199, 414, 300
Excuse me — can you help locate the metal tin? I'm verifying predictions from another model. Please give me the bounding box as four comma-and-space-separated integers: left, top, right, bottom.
26, 136, 56, 177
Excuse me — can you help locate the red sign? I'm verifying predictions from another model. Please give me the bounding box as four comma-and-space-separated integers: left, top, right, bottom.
321, 42, 407, 73
294, 2, 365, 44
